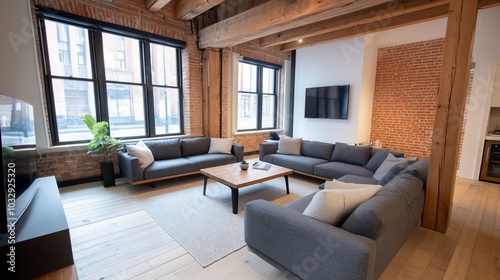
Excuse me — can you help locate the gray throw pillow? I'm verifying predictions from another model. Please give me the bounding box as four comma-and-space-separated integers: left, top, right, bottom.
365, 149, 390, 172
331, 143, 372, 166
181, 137, 211, 157
373, 154, 409, 181
378, 161, 411, 185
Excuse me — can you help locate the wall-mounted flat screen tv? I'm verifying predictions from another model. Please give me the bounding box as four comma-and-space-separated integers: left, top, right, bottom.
304, 85, 350, 119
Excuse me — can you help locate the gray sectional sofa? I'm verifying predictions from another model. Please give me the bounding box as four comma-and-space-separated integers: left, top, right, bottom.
118, 137, 244, 185
259, 140, 404, 181
244, 158, 430, 280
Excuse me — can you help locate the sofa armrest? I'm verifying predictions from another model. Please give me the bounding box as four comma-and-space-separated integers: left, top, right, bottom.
117, 151, 144, 182
231, 143, 244, 162
244, 200, 376, 280
259, 141, 279, 161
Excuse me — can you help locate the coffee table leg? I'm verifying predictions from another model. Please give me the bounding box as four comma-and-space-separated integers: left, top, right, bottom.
203, 176, 208, 195
284, 175, 290, 194
231, 187, 239, 214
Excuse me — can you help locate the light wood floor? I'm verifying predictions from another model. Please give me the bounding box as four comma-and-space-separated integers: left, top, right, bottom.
36, 175, 500, 280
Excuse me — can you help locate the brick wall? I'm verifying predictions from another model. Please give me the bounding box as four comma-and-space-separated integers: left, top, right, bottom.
370, 38, 471, 160
370, 38, 444, 159
30, 0, 289, 183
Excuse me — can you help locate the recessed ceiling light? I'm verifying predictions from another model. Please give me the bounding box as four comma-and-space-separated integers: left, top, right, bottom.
298, 39, 303, 43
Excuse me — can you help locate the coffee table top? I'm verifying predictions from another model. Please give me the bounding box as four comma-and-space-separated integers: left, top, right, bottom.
200, 162, 293, 189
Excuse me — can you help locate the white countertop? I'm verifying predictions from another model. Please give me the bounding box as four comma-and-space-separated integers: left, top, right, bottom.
485, 135, 500, 141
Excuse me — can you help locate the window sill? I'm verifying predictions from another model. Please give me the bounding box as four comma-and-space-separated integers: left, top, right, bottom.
234, 129, 283, 136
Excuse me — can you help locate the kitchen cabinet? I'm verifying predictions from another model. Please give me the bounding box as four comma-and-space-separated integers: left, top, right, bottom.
490, 63, 500, 107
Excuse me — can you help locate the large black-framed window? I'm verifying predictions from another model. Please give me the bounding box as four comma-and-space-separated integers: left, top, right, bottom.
36, 7, 185, 145
237, 59, 279, 131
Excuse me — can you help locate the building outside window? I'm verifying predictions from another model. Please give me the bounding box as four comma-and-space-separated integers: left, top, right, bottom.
38, 13, 184, 144
237, 60, 278, 131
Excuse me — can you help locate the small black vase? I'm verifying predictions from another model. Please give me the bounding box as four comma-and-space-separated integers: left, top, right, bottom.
100, 161, 115, 187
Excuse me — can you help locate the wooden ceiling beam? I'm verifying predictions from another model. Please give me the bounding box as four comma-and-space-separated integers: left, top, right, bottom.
146, 0, 172, 12
175, 0, 228, 20
259, 0, 449, 48
479, 0, 500, 8
278, 4, 449, 51
198, 0, 391, 49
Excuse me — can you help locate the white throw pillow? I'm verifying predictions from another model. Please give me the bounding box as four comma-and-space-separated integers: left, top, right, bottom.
324, 179, 378, 190
303, 185, 382, 225
126, 140, 154, 169
276, 135, 302, 155
373, 153, 409, 181
208, 138, 234, 154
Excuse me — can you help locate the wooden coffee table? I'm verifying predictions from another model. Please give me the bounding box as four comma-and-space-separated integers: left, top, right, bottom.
200, 162, 293, 214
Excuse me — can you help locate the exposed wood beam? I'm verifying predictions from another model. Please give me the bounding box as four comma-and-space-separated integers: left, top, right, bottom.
175, 0, 228, 20
260, 0, 449, 48
422, 0, 479, 233
146, 0, 172, 12
279, 4, 449, 51
198, 0, 391, 49
479, 0, 500, 8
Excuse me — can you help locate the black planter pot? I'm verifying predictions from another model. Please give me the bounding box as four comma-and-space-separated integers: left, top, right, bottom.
100, 161, 115, 187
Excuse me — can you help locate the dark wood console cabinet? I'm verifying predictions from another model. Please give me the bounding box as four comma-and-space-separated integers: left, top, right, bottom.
0, 176, 74, 279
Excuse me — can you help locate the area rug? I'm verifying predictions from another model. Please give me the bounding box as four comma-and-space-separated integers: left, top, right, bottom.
133, 175, 320, 267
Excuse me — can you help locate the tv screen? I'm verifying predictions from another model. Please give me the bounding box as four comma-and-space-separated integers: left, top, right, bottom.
304, 85, 350, 119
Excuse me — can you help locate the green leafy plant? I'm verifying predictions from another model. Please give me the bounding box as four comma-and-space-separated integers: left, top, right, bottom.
241, 160, 248, 165
80, 114, 122, 163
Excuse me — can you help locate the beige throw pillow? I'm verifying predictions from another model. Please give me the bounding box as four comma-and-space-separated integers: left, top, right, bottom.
126, 140, 154, 169
208, 138, 234, 154
276, 135, 302, 155
324, 179, 380, 190
303, 185, 382, 225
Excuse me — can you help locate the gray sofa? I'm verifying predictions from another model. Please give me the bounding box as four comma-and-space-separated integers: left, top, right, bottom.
244, 159, 430, 280
118, 137, 244, 185
259, 140, 404, 181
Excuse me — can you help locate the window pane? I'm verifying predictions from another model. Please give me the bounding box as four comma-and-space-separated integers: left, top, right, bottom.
262, 67, 275, 94
44, 20, 92, 78
153, 87, 181, 134
262, 94, 275, 128
151, 44, 178, 86
237, 92, 258, 130
102, 33, 142, 83
107, 83, 145, 137
238, 63, 257, 92
51, 79, 96, 142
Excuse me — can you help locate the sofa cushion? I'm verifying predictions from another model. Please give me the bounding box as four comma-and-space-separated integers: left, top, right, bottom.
144, 139, 181, 160
263, 154, 328, 174
300, 140, 335, 161
208, 138, 234, 154
331, 143, 372, 166
143, 158, 197, 180
276, 135, 302, 155
401, 159, 430, 188
314, 161, 374, 179
126, 140, 154, 169
365, 149, 390, 172
185, 153, 237, 170
181, 137, 211, 157
324, 179, 381, 190
337, 175, 380, 185
303, 186, 382, 226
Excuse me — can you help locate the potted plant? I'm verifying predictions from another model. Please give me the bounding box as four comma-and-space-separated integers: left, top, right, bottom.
81, 114, 122, 187
240, 160, 249, 170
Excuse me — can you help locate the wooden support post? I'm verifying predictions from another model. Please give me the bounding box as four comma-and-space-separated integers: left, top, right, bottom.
202, 48, 221, 138
422, 0, 479, 233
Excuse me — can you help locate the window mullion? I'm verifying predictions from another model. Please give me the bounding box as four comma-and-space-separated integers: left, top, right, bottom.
143, 41, 155, 137
257, 66, 263, 130
91, 30, 109, 123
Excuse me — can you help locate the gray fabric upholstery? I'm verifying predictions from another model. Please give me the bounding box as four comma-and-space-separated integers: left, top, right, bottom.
402, 159, 430, 188
314, 161, 374, 179
119, 138, 243, 184
181, 137, 211, 157
143, 158, 197, 180
338, 174, 380, 185
263, 154, 329, 174
259, 141, 279, 161
300, 140, 335, 161
365, 149, 390, 172
377, 161, 411, 185
331, 143, 372, 166
342, 173, 425, 278
185, 153, 237, 170
245, 200, 377, 280
144, 139, 181, 160
284, 192, 316, 212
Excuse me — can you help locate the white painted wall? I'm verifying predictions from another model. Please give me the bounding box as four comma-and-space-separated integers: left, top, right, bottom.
457, 6, 500, 179
0, 0, 48, 148
293, 38, 367, 144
